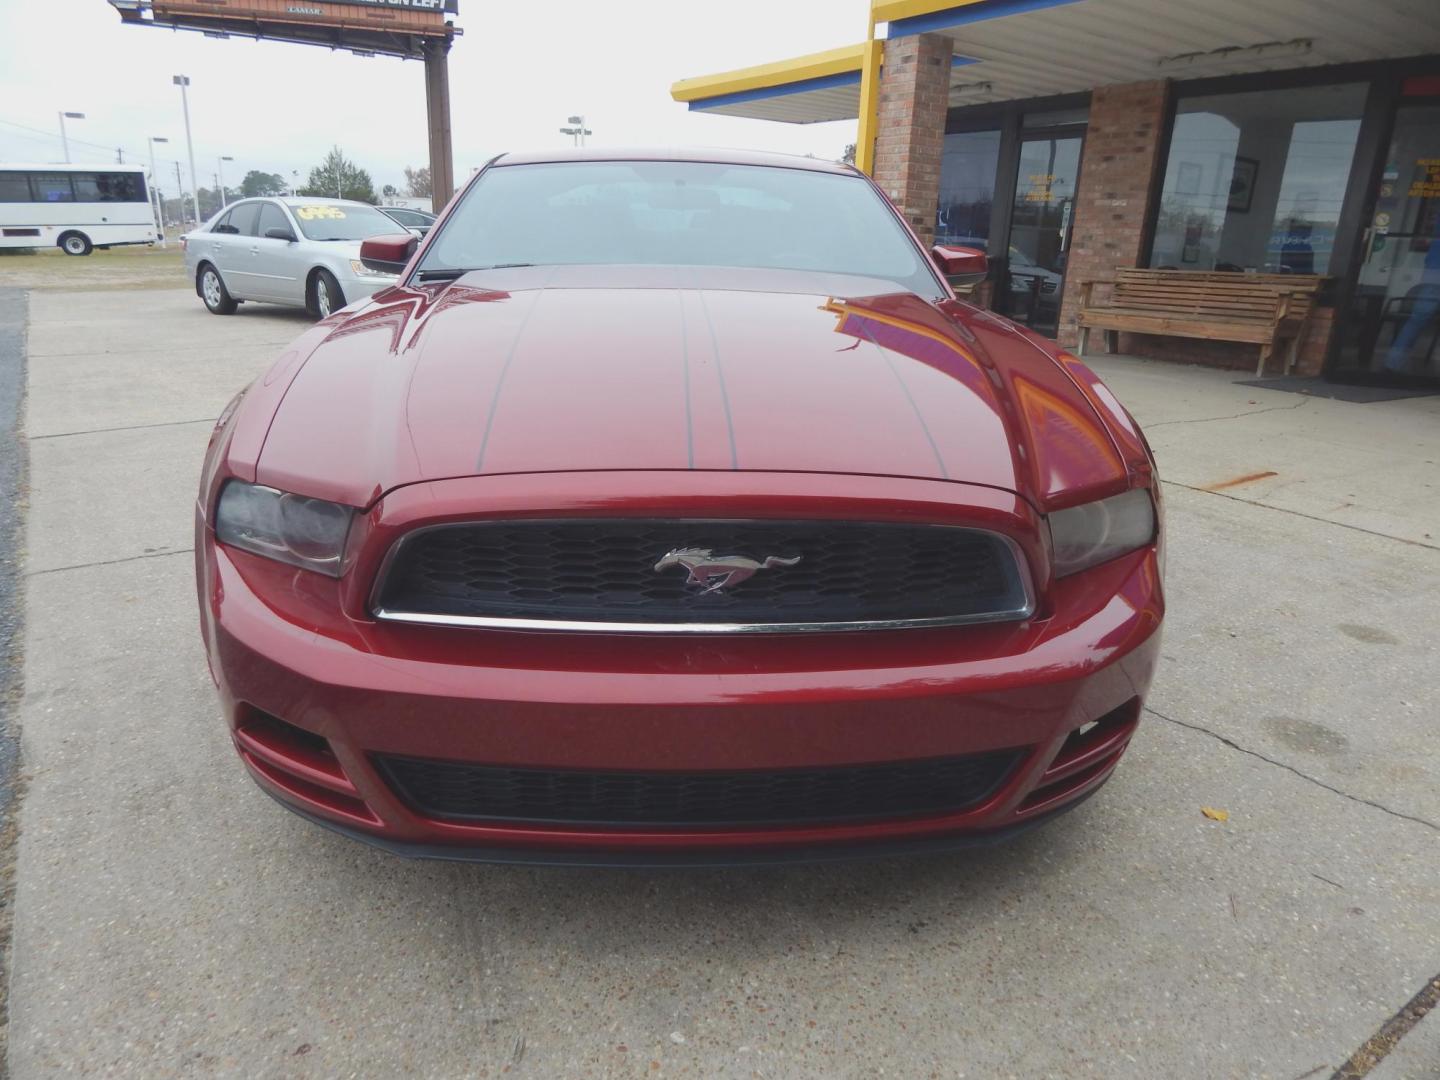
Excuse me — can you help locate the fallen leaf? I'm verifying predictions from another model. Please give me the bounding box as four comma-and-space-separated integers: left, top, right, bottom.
1201, 807, 1230, 822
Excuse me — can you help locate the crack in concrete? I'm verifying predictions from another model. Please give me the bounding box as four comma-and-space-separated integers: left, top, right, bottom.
29, 416, 218, 441
1161, 479, 1440, 552
26, 548, 194, 577
1144, 706, 1439, 833
1145, 399, 1311, 429
1331, 972, 1440, 1079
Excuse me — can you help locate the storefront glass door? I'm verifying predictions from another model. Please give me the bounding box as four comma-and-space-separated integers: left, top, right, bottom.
1333, 95, 1440, 384
1000, 134, 1082, 337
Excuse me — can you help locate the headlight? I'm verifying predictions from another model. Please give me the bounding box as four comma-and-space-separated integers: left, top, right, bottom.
214, 481, 354, 576
350, 259, 395, 279
1048, 489, 1156, 577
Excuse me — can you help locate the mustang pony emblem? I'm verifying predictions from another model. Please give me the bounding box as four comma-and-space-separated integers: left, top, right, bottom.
654, 548, 802, 594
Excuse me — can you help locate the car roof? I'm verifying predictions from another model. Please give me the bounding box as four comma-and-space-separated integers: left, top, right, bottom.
491, 146, 858, 176
1, 162, 147, 172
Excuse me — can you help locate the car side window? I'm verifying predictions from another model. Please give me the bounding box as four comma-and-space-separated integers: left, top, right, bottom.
227, 202, 262, 238
213, 209, 237, 234
257, 203, 292, 239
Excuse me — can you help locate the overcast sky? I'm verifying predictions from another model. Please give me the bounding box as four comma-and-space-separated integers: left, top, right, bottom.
0, 1, 868, 196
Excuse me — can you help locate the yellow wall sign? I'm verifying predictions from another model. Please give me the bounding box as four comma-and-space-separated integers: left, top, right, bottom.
294, 205, 347, 221
1024, 173, 1056, 203
1409, 158, 1440, 200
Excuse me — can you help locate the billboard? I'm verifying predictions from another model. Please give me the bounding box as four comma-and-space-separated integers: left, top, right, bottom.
112, 0, 461, 53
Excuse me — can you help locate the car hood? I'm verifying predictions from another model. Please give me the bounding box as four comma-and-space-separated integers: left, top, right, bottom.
251, 265, 1131, 510
297, 238, 364, 259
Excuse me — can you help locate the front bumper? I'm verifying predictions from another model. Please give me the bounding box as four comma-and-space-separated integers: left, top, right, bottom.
339, 270, 398, 302
197, 471, 1162, 864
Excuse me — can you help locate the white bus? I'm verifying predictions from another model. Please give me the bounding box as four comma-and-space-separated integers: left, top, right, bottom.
0, 163, 162, 256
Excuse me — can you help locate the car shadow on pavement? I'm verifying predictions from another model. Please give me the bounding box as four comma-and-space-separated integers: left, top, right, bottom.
273, 796, 1090, 958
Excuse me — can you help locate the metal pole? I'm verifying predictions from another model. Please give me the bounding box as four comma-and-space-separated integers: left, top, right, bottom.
173, 162, 184, 224
174, 76, 201, 225
855, 19, 883, 176
57, 112, 84, 163
423, 37, 455, 210
148, 137, 169, 248
218, 156, 232, 208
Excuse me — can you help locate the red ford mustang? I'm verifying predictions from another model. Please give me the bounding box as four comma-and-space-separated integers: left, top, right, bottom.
195, 149, 1164, 865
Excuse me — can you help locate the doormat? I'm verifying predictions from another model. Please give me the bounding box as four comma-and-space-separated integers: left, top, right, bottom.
1235, 377, 1439, 403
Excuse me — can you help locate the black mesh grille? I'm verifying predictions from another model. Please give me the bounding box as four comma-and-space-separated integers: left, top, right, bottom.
374, 519, 1028, 628
375, 750, 1024, 827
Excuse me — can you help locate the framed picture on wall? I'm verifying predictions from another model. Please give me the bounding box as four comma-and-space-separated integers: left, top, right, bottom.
1176, 161, 1202, 197
1228, 157, 1259, 213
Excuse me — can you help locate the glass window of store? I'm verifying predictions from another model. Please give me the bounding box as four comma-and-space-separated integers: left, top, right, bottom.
1149, 83, 1367, 275
936, 129, 1002, 249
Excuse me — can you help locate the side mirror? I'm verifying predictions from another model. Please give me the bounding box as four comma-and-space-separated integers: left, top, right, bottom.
264, 227, 297, 242
360, 233, 418, 275
932, 244, 988, 287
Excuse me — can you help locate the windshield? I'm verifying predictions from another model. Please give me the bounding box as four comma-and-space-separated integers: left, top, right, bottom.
288, 202, 399, 242
417, 161, 943, 295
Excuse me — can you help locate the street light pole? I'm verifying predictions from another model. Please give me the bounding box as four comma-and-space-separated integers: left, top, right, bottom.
217, 155, 234, 208
58, 111, 85, 163
173, 75, 201, 225
149, 136, 170, 248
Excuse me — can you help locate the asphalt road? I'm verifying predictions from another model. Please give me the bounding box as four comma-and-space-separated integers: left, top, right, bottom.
5, 285, 1439, 1078
0, 289, 23, 752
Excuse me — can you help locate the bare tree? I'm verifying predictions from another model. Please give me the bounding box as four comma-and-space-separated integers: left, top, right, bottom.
403, 165, 433, 199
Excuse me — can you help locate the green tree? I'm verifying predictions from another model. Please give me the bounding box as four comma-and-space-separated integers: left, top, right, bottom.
196, 187, 223, 219
240, 170, 288, 198
303, 146, 377, 204
403, 165, 432, 199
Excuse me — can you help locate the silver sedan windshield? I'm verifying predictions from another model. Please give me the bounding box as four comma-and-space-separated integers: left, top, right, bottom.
289, 202, 401, 242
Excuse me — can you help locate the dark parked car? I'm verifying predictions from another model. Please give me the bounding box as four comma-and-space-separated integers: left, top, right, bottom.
380, 205, 437, 237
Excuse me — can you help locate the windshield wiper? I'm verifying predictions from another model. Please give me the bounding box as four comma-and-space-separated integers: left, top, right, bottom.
416, 263, 535, 282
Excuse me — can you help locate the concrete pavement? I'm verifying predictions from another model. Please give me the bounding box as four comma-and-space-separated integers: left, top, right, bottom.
5, 287, 1438, 1078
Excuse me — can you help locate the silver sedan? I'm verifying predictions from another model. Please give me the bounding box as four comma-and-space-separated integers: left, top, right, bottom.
182, 197, 405, 318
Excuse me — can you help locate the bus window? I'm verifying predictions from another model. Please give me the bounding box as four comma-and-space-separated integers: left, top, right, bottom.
31, 174, 75, 203
72, 172, 148, 203
0, 173, 30, 202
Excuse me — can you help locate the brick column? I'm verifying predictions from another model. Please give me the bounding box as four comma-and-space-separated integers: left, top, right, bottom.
872, 32, 952, 246
1055, 79, 1171, 347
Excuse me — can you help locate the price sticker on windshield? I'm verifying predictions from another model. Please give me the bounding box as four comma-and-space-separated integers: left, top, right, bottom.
295, 205, 347, 221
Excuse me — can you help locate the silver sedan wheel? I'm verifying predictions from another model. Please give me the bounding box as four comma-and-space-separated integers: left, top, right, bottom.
316, 277, 334, 318
202, 270, 222, 309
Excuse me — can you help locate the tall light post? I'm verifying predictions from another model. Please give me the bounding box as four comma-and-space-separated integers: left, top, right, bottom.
149, 136, 170, 247
559, 114, 591, 147
217, 155, 234, 208
58, 111, 85, 163
173, 75, 201, 225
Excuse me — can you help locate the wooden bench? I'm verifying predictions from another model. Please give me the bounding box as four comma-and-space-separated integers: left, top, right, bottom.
1076, 269, 1325, 376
